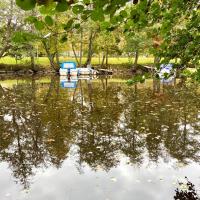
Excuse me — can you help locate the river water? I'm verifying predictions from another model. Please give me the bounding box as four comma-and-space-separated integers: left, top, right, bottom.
0, 75, 200, 200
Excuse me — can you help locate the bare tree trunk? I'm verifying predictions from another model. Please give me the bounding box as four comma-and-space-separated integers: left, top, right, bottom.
42, 40, 57, 71
30, 47, 35, 71
153, 78, 160, 93
55, 41, 59, 65
154, 56, 160, 67
54, 15, 60, 66
134, 49, 139, 66
72, 42, 80, 66
85, 31, 96, 66
79, 28, 83, 66
99, 53, 101, 65
101, 53, 106, 68
105, 48, 108, 67
153, 56, 160, 76
153, 56, 161, 93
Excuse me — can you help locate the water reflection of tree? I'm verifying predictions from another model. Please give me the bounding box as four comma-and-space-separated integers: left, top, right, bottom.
163, 86, 200, 164
0, 78, 46, 188
121, 83, 200, 164
75, 81, 123, 171
0, 77, 200, 188
40, 76, 74, 167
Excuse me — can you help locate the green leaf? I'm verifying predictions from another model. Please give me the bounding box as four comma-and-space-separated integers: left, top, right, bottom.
116, 15, 124, 23
39, 3, 56, 15
16, 0, 36, 10
91, 9, 104, 21
72, 5, 84, 14
127, 19, 134, 27
74, 23, 81, 29
34, 21, 45, 30
12, 31, 37, 43
60, 34, 68, 43
110, 16, 118, 25
63, 19, 73, 30
56, 0, 68, 12
120, 10, 127, 18
25, 16, 37, 23
45, 16, 54, 26
81, 10, 91, 20
83, 0, 90, 4
100, 21, 110, 30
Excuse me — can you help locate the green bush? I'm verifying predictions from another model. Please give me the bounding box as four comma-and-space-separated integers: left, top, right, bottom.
180, 69, 192, 78
126, 74, 150, 85
191, 68, 200, 82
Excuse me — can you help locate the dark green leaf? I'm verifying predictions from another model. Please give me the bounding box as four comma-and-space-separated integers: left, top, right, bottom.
56, 0, 68, 12
39, 3, 56, 15
63, 19, 73, 30
91, 9, 104, 21
100, 21, 110, 30
74, 23, 81, 29
120, 10, 127, 18
45, 16, 54, 26
25, 16, 37, 23
60, 34, 68, 43
34, 21, 45, 30
16, 0, 36, 10
72, 5, 84, 14
83, 0, 90, 4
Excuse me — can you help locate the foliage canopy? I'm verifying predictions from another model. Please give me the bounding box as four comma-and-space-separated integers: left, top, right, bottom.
10, 0, 200, 66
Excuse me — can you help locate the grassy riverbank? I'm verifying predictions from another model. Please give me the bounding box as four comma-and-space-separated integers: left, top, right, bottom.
0, 56, 154, 67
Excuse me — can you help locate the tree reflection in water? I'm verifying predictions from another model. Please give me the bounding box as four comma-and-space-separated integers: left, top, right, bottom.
174, 178, 200, 200
0, 76, 200, 188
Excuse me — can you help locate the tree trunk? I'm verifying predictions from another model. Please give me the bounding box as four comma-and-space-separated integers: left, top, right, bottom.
54, 15, 60, 66
153, 56, 160, 76
105, 48, 108, 67
30, 50, 35, 71
85, 31, 96, 66
153, 78, 160, 93
101, 53, 106, 68
79, 28, 83, 66
154, 56, 160, 66
42, 40, 57, 71
72, 42, 80, 66
134, 49, 139, 66
28, 44, 35, 71
153, 56, 161, 93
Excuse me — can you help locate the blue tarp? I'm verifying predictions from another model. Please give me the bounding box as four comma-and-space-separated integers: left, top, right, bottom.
60, 81, 77, 88
60, 62, 76, 69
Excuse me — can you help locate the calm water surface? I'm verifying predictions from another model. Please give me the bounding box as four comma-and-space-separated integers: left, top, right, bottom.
0, 76, 200, 200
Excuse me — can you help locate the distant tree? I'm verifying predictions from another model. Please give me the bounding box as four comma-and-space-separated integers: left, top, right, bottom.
124, 31, 151, 66
94, 29, 122, 67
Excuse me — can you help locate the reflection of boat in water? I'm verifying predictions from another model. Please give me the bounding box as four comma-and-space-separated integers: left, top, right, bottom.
60, 75, 97, 89
158, 64, 176, 84
60, 75, 98, 106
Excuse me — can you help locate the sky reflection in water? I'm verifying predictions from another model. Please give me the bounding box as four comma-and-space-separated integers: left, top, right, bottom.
0, 76, 200, 200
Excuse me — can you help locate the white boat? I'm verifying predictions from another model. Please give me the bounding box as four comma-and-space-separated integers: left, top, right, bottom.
59, 62, 97, 76
158, 64, 176, 82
